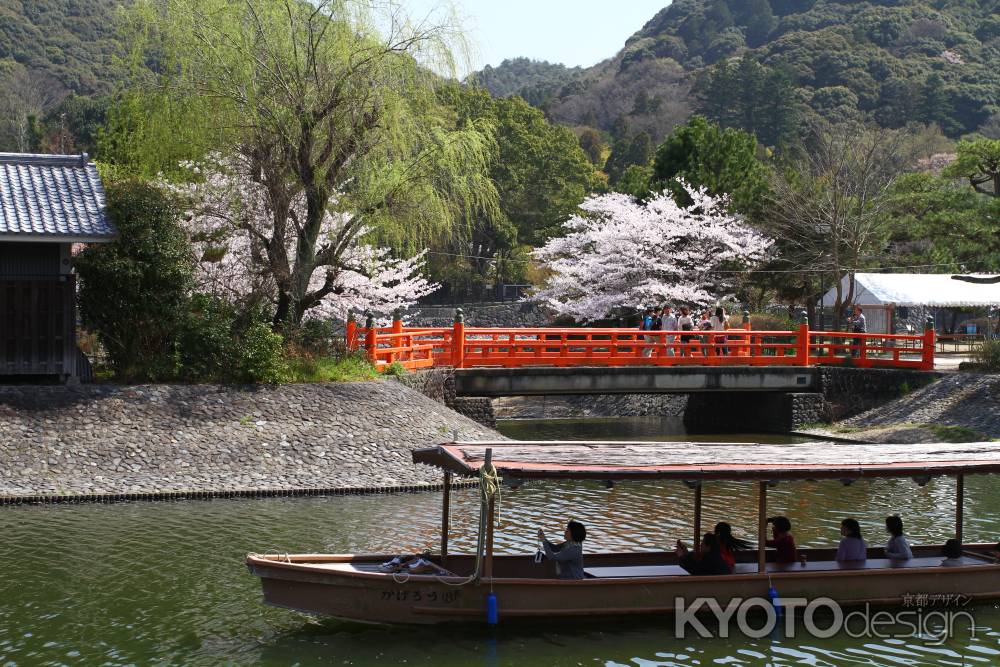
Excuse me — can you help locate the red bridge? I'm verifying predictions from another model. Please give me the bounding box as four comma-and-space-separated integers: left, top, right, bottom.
347, 312, 936, 373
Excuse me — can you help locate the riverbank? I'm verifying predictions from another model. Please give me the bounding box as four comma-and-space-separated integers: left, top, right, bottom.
802, 371, 1000, 443
0, 381, 501, 500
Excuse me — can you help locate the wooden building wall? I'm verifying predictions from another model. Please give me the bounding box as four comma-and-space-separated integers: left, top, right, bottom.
0, 242, 77, 378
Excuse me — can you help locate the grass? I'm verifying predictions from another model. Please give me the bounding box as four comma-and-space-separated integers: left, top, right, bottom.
925, 424, 986, 443
972, 339, 1000, 372
285, 353, 380, 383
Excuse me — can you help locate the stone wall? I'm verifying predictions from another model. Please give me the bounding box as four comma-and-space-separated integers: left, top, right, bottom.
819, 367, 940, 420
494, 394, 687, 420
0, 381, 501, 498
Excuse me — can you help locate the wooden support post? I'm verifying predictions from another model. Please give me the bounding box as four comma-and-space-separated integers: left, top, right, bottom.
956, 474, 964, 544
693, 483, 703, 551
757, 481, 768, 573
441, 472, 451, 562
484, 448, 495, 580
452, 309, 466, 368
364, 312, 377, 364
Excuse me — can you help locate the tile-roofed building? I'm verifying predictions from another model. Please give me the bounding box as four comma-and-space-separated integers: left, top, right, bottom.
0, 152, 115, 241
1, 152, 117, 382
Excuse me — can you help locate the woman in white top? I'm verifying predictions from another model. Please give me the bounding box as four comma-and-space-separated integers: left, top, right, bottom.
884, 515, 913, 560
709, 307, 729, 356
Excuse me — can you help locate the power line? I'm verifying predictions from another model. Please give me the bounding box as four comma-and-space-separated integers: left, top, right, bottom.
423, 250, 971, 275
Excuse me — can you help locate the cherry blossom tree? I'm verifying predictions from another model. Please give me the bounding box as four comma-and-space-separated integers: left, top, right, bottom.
531, 184, 773, 321
168, 156, 437, 321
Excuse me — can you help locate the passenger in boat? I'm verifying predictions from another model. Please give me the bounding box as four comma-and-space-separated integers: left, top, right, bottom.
677, 533, 732, 575
884, 515, 913, 560
537, 520, 587, 580
941, 539, 964, 566
836, 518, 868, 562
714, 522, 751, 570
766, 516, 798, 564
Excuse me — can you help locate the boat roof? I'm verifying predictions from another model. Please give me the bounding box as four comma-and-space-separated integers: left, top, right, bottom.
412, 441, 1000, 481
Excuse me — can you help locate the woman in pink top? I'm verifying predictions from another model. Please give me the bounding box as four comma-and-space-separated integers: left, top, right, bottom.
836, 518, 868, 562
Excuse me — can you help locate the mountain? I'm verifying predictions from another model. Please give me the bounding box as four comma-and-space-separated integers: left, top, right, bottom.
0, 0, 123, 94
479, 0, 1000, 141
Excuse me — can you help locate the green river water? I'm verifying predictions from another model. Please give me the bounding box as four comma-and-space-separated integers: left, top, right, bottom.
2, 416, 999, 666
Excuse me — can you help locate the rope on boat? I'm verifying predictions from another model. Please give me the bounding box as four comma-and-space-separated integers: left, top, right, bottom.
392, 461, 502, 588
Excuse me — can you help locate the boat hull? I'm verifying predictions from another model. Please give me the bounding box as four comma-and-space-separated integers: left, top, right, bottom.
246, 549, 1000, 626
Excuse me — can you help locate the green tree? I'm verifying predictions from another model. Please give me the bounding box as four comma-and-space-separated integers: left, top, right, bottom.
885, 172, 1000, 272
694, 57, 798, 148
917, 74, 959, 136
577, 127, 607, 166
651, 116, 769, 216
944, 138, 1000, 198
122, 0, 499, 327
75, 180, 195, 380
605, 132, 652, 186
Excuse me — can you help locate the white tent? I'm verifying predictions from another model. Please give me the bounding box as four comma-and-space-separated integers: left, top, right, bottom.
820, 273, 1000, 308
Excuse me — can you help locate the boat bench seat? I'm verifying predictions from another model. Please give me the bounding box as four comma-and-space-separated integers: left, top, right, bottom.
584, 556, 987, 579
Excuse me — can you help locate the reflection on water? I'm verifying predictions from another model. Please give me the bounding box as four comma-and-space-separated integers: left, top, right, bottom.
496, 415, 809, 444
1, 417, 998, 665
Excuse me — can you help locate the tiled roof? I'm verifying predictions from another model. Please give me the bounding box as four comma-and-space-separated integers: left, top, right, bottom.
0, 153, 116, 242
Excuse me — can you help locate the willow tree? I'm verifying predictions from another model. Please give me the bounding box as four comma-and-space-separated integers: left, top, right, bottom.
124, 0, 498, 326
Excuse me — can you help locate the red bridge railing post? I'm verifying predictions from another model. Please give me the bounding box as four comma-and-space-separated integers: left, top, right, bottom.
452, 309, 466, 368
922, 316, 936, 371
364, 311, 378, 364
391, 307, 404, 364
345, 310, 357, 351
796, 310, 810, 366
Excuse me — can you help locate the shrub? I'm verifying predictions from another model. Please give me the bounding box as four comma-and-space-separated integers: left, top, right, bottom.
75, 180, 194, 381
233, 320, 288, 384
384, 361, 409, 378
972, 339, 1000, 371
176, 296, 287, 384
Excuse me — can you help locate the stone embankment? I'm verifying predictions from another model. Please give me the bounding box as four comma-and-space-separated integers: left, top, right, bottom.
0, 380, 501, 500
803, 372, 1000, 443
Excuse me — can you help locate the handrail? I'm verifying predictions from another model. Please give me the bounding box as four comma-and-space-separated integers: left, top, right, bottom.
351, 318, 935, 372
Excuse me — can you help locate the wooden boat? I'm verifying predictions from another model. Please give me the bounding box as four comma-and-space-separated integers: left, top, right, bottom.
246, 440, 1000, 625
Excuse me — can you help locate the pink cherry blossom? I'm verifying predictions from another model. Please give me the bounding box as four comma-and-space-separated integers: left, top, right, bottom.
532, 183, 772, 321
163, 155, 437, 321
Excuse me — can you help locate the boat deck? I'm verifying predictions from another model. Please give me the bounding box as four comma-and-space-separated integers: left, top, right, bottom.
585, 556, 988, 578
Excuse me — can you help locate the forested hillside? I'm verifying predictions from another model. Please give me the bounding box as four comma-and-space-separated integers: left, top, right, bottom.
0, 0, 121, 93
481, 0, 1000, 142
0, 0, 123, 154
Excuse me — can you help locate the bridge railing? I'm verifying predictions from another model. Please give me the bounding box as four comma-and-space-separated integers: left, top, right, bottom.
347, 315, 935, 372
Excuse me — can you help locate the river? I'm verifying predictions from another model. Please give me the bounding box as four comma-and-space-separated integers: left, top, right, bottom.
1, 416, 999, 666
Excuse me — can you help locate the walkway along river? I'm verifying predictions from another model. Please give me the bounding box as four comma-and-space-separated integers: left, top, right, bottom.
2, 417, 999, 666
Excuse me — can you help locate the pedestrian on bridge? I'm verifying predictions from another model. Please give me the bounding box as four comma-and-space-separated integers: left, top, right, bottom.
711, 307, 729, 356
640, 306, 659, 358
660, 305, 678, 357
